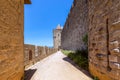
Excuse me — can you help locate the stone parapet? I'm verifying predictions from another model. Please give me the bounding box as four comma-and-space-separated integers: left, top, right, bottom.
24, 44, 57, 68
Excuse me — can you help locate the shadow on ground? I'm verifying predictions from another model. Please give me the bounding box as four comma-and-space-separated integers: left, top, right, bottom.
24, 69, 37, 80
63, 57, 92, 78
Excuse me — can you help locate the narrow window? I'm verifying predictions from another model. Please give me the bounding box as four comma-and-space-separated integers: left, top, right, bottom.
29, 50, 32, 60
106, 18, 111, 71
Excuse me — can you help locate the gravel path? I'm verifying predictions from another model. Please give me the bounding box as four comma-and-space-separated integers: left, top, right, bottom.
25, 51, 92, 80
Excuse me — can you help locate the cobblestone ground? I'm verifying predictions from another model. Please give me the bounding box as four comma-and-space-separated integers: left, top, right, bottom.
25, 51, 92, 80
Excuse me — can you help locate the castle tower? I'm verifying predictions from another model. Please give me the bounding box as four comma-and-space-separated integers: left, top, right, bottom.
53, 24, 62, 49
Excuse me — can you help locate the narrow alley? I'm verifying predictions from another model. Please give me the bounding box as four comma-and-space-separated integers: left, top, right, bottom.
25, 51, 92, 80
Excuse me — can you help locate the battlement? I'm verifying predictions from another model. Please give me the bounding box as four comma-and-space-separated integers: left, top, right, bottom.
24, 44, 57, 68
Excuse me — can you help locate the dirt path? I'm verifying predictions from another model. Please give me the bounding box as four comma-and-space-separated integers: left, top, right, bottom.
25, 51, 92, 80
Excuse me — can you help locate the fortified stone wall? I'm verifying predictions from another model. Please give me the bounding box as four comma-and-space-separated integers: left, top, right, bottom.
61, 0, 88, 51
0, 0, 24, 80
88, 0, 120, 80
24, 44, 35, 68
61, 0, 120, 80
24, 44, 57, 68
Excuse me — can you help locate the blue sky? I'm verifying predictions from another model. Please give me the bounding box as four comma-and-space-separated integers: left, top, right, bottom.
24, 0, 73, 47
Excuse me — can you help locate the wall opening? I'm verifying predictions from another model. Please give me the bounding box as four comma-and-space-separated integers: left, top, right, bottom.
106, 18, 111, 71
29, 50, 32, 60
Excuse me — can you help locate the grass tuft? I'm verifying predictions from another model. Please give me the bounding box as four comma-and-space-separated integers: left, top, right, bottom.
62, 49, 88, 70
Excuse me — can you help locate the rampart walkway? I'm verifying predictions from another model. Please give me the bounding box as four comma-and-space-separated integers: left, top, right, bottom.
25, 51, 92, 80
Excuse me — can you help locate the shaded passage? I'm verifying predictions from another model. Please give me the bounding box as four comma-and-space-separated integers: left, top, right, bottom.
25, 69, 37, 80
25, 51, 92, 80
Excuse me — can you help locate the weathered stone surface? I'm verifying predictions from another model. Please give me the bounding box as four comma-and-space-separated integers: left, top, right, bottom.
89, 63, 111, 80
109, 55, 120, 63
0, 0, 24, 80
61, 0, 88, 51
109, 62, 120, 70
89, 0, 120, 80
108, 69, 120, 80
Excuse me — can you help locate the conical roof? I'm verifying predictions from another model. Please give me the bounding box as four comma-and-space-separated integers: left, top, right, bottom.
56, 24, 62, 29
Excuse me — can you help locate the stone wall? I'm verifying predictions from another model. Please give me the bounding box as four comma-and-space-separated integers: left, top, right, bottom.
88, 0, 120, 80
61, 0, 120, 80
61, 0, 88, 51
24, 44, 35, 68
0, 0, 24, 80
24, 44, 57, 68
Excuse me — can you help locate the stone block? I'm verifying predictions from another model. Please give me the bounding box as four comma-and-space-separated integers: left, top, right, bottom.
109, 40, 119, 49
109, 22, 120, 32
89, 63, 111, 80
108, 69, 120, 80
110, 47, 120, 56
109, 62, 120, 70
109, 55, 120, 62
96, 53, 107, 61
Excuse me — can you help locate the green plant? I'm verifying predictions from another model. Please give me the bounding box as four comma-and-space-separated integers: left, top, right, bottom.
61, 50, 73, 56
82, 34, 88, 45
75, 49, 88, 58
62, 49, 88, 70
68, 53, 75, 59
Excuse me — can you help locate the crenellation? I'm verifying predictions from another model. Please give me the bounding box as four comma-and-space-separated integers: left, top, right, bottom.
24, 44, 57, 68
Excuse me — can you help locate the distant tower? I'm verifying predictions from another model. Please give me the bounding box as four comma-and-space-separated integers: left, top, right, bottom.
53, 24, 62, 49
